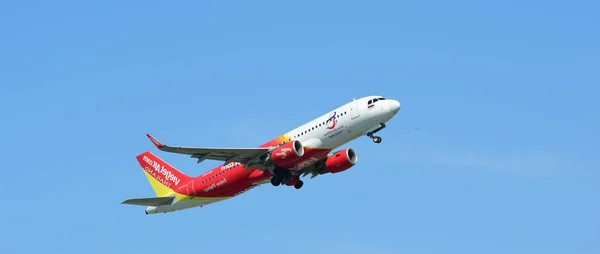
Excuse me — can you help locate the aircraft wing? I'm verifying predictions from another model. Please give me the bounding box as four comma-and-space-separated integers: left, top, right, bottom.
146, 134, 271, 164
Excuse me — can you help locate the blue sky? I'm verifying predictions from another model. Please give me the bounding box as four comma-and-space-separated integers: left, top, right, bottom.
1, 0, 598, 253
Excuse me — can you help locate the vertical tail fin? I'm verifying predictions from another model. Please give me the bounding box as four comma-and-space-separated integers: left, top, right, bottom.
136, 151, 192, 197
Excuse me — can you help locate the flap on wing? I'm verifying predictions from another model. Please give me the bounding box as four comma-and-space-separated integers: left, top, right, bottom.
121, 196, 175, 206
146, 134, 271, 163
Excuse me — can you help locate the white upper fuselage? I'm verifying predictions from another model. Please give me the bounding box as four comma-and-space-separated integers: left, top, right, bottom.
284, 95, 400, 151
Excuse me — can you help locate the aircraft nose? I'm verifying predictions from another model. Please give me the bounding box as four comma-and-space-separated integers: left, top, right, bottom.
388, 100, 400, 114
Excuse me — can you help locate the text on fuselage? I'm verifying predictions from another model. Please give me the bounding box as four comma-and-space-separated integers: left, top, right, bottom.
203, 178, 227, 192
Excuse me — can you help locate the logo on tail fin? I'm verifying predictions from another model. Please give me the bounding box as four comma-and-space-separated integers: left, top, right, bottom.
142, 156, 181, 187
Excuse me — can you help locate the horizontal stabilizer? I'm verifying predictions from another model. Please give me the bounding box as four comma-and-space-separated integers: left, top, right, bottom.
121, 196, 175, 206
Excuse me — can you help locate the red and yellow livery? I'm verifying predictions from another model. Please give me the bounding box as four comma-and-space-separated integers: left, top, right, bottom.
122, 95, 400, 214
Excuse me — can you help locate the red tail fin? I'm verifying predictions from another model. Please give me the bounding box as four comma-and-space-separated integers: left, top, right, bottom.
136, 151, 192, 197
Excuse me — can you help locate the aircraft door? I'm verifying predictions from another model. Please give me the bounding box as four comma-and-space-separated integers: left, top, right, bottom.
349, 99, 360, 119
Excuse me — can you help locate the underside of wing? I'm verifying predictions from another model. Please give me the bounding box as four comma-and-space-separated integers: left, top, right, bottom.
186, 147, 269, 163
146, 134, 271, 164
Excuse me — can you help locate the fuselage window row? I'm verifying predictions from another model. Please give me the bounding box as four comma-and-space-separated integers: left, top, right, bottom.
292, 111, 348, 139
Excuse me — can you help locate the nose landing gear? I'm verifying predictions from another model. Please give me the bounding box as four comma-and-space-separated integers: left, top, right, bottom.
366, 123, 386, 144
371, 136, 382, 143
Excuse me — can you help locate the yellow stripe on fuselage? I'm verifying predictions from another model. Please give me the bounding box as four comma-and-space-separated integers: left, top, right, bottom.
142, 168, 233, 202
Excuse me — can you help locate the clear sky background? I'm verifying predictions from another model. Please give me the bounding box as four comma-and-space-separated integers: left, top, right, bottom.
1, 1, 598, 253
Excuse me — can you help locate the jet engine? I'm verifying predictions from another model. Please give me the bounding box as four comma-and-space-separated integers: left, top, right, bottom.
324, 148, 358, 173
269, 140, 305, 167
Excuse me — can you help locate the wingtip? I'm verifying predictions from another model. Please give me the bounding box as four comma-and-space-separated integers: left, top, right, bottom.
146, 134, 165, 149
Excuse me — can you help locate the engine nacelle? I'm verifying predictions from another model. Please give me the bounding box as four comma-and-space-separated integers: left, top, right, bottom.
270, 140, 305, 167
325, 148, 358, 174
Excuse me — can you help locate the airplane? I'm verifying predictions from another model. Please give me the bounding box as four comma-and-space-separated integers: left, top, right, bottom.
122, 95, 401, 214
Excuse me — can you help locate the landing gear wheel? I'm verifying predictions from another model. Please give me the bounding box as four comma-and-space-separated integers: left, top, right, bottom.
271, 175, 282, 186
294, 180, 304, 189
366, 123, 386, 144
373, 136, 382, 143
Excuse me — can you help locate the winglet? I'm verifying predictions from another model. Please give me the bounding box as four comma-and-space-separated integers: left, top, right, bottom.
146, 134, 165, 149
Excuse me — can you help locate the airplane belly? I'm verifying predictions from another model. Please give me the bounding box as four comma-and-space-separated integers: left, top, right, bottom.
277, 146, 330, 171
301, 137, 323, 148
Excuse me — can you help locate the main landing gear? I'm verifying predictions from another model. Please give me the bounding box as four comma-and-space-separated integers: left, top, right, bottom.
293, 180, 304, 189
270, 168, 304, 189
367, 123, 386, 144
270, 176, 304, 189
270, 175, 283, 186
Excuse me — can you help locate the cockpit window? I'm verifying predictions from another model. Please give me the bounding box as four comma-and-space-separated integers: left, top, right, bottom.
368, 97, 387, 105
